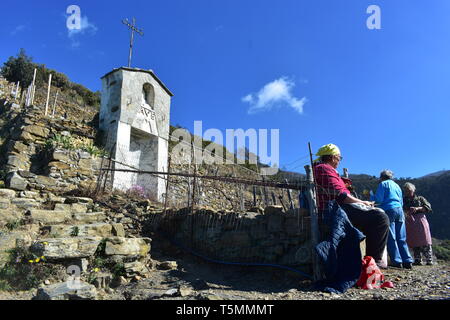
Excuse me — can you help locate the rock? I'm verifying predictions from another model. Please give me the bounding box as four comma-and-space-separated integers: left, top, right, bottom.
19, 191, 39, 198
34, 281, 97, 300
104, 237, 151, 257
17, 170, 36, 179
158, 261, 178, 270
10, 141, 28, 153
0, 209, 21, 226
52, 150, 70, 162
12, 198, 39, 210
65, 197, 94, 204
71, 203, 88, 213
31, 237, 102, 259
23, 125, 50, 139
0, 189, 17, 199
34, 175, 57, 187
6, 171, 28, 191
46, 223, 114, 238
179, 286, 193, 297
124, 260, 149, 276
48, 161, 71, 170
7, 155, 30, 170
54, 203, 72, 211
164, 288, 178, 296
0, 199, 11, 210
73, 212, 106, 224
111, 223, 125, 237
28, 209, 71, 224
264, 205, 284, 215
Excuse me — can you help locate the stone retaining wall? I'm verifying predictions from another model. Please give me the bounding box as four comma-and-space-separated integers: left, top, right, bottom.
149, 205, 313, 271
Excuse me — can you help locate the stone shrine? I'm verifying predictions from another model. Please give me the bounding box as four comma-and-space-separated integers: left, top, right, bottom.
99, 67, 173, 201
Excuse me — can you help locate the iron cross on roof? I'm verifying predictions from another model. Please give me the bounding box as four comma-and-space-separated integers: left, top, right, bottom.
122, 17, 144, 68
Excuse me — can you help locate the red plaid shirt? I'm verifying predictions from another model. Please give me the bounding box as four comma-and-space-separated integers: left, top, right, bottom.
313, 163, 350, 211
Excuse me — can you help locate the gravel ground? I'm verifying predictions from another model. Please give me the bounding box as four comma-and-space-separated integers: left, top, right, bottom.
1, 242, 449, 301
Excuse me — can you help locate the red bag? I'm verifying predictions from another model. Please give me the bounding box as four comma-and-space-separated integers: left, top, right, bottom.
356, 256, 394, 290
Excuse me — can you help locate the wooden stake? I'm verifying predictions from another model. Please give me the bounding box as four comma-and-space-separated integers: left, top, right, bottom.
45, 74, 52, 115
30, 68, 37, 105
52, 89, 59, 117
305, 163, 322, 282
343, 168, 349, 178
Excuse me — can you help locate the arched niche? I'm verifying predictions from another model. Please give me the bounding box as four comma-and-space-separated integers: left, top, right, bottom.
142, 83, 155, 109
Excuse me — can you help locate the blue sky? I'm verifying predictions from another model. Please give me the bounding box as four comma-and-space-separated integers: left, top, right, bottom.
1, 0, 450, 178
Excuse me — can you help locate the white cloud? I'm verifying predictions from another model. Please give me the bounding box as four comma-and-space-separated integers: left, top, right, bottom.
11, 25, 25, 36
67, 15, 98, 38
242, 77, 307, 114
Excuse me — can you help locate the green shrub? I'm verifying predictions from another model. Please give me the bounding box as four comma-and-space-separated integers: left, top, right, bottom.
44, 134, 108, 157
0, 245, 58, 290
433, 240, 450, 261
5, 220, 21, 231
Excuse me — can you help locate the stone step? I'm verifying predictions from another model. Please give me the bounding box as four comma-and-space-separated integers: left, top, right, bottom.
54, 203, 89, 213
42, 223, 125, 238
72, 212, 107, 224
0, 189, 17, 199
34, 281, 97, 300
28, 209, 72, 225
0, 208, 21, 226
11, 198, 40, 210
31, 236, 103, 259
28, 210, 107, 225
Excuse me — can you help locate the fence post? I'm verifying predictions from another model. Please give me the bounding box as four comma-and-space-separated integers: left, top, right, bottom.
30, 68, 37, 105
343, 168, 349, 178
52, 89, 59, 117
304, 164, 322, 281
285, 179, 294, 210
45, 73, 52, 116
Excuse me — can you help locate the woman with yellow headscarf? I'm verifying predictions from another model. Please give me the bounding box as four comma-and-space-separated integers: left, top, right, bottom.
313, 143, 390, 269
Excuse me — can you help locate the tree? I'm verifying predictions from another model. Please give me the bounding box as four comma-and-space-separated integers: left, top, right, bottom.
1, 49, 35, 89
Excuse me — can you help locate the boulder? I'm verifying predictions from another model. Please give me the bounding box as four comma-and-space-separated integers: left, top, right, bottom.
31, 237, 102, 259
34, 281, 97, 300
6, 171, 28, 191
104, 237, 151, 257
